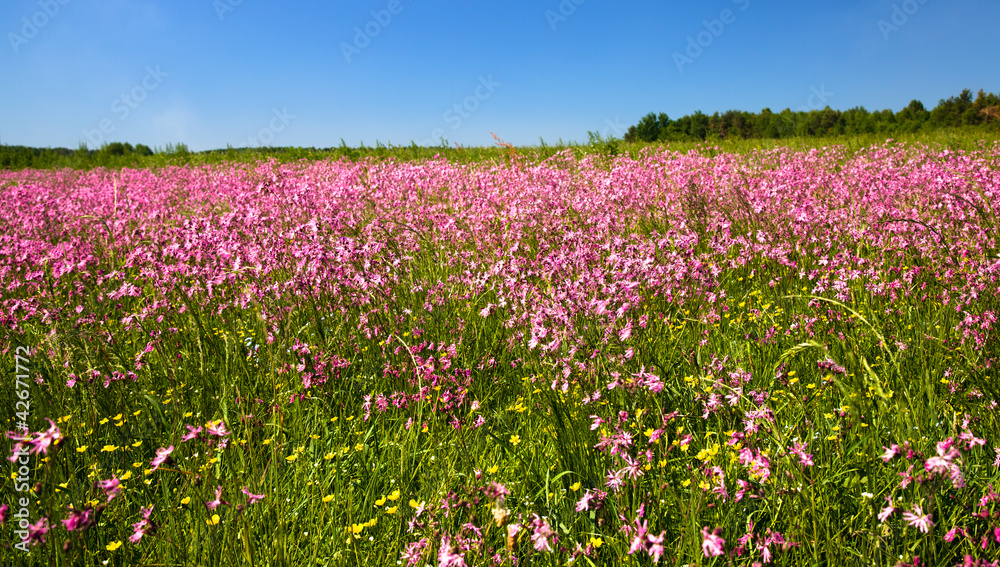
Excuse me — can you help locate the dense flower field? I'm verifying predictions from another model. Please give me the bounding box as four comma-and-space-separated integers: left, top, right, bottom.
2, 141, 1000, 566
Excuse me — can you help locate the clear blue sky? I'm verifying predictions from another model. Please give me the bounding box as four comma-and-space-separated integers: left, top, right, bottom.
2, 0, 998, 151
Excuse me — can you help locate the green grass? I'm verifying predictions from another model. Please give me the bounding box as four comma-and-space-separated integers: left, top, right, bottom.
3, 126, 1000, 171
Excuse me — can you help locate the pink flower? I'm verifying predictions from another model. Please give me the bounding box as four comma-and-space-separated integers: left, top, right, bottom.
6, 419, 63, 462
701, 526, 726, 557
62, 507, 95, 532
0, 503, 8, 524
944, 526, 966, 542
206, 486, 226, 510
96, 477, 122, 502
590, 415, 605, 430
576, 489, 595, 512
26, 516, 50, 545
241, 487, 265, 505
129, 506, 155, 544
31, 419, 64, 456
400, 538, 429, 566
181, 424, 203, 442
881, 444, 900, 462
605, 468, 625, 492
902, 505, 934, 533
647, 530, 665, 563
206, 421, 230, 437
620, 454, 645, 480
628, 518, 649, 555
438, 534, 466, 567
789, 440, 814, 467
878, 504, 896, 523
530, 514, 555, 552
618, 323, 632, 342
150, 445, 174, 471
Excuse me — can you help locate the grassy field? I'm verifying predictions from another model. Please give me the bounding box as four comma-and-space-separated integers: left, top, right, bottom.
3, 127, 1000, 170
1, 139, 1000, 566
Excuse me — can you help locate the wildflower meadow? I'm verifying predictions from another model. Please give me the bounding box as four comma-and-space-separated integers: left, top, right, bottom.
2, 140, 1000, 566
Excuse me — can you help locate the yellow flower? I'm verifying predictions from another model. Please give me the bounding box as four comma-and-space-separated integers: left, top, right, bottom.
387, 489, 401, 501
207, 514, 220, 525
285, 454, 297, 462
76, 446, 88, 453
101, 445, 118, 453
409, 499, 423, 509
386, 505, 398, 514
375, 497, 386, 506
589, 536, 603, 548
323, 495, 334, 503
324, 452, 335, 460
509, 435, 520, 446
570, 482, 581, 492
99, 418, 109, 425
106, 541, 122, 551
120, 471, 133, 481
131, 440, 142, 447
180, 497, 190, 505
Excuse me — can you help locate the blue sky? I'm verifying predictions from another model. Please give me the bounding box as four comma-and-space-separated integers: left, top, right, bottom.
2, 0, 998, 151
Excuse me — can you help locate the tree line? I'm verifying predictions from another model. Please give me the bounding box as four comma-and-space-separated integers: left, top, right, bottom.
624, 89, 1000, 143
